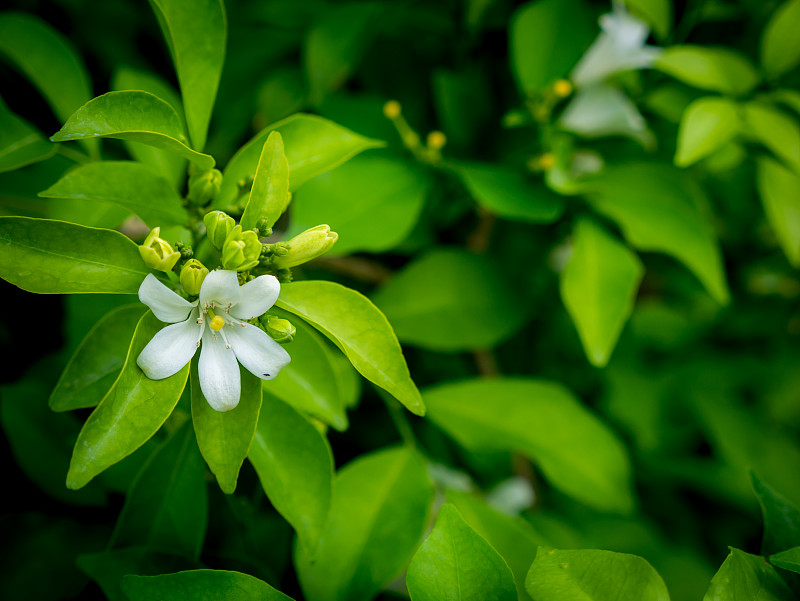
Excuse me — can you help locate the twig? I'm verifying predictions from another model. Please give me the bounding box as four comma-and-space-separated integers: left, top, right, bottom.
311, 255, 394, 284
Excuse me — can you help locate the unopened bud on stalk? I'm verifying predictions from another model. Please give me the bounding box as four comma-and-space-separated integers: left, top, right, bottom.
271, 225, 338, 269
204, 210, 235, 250
187, 169, 222, 206
221, 225, 262, 271
139, 227, 180, 272
262, 315, 296, 344
180, 259, 209, 295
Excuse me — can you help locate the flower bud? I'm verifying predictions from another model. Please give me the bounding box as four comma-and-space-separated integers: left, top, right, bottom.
221, 225, 262, 271
553, 79, 573, 98
271, 225, 338, 269
180, 259, 209, 296
204, 210, 235, 250
262, 315, 296, 344
187, 168, 223, 206
138, 227, 180, 272
383, 100, 401, 119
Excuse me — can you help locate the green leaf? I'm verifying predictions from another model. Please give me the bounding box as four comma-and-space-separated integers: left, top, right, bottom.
770, 547, 800, 573
751, 473, 800, 556
248, 391, 334, 552
216, 114, 384, 209
241, 131, 290, 230
756, 157, 800, 267
51, 91, 215, 170
148, 0, 226, 151
0, 216, 154, 294
761, 0, 800, 78
423, 378, 634, 513
39, 161, 189, 228
581, 162, 729, 304
743, 102, 800, 174
560, 219, 644, 367
290, 154, 430, 255
510, 0, 594, 95
109, 421, 208, 559
123, 570, 294, 601
655, 46, 760, 96
66, 311, 190, 489
407, 504, 517, 601
702, 548, 794, 601
625, 0, 672, 40
50, 305, 146, 412
451, 162, 565, 224
372, 248, 528, 352
675, 97, 741, 167
295, 446, 435, 601
190, 361, 262, 494
277, 280, 424, 416
526, 548, 670, 601
0, 95, 55, 172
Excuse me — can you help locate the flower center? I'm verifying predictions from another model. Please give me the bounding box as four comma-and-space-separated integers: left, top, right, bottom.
209, 314, 226, 331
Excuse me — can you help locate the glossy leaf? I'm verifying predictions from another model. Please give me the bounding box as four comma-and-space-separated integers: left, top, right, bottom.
526, 548, 670, 601
655, 46, 760, 96
560, 219, 644, 367
241, 131, 290, 230
372, 248, 528, 351
702, 548, 794, 601
50, 305, 146, 412
756, 157, 800, 267
295, 446, 434, 601
423, 378, 634, 513
751, 474, 800, 556
277, 280, 424, 415
770, 547, 800, 573
123, 570, 294, 601
51, 91, 215, 170
39, 161, 188, 227
743, 102, 800, 174
675, 97, 740, 167
148, 0, 226, 151
248, 391, 334, 552
110, 421, 208, 559
0, 216, 154, 294
216, 114, 384, 208
0, 95, 55, 172
66, 312, 190, 489
761, 0, 800, 78
407, 504, 516, 601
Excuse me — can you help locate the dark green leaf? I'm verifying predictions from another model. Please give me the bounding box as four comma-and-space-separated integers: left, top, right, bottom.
751, 474, 800, 556
702, 548, 794, 601
761, 0, 800, 78
770, 547, 800, 573
123, 569, 294, 601
241, 131, 290, 230
756, 157, 800, 267
626, 0, 671, 40
0, 95, 55, 172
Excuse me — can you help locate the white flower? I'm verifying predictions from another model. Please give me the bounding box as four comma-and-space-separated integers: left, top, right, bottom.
560, 84, 648, 139
136, 270, 290, 411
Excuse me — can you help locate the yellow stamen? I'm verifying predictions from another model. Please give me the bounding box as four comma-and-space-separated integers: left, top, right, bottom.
210, 315, 226, 331
553, 79, 573, 98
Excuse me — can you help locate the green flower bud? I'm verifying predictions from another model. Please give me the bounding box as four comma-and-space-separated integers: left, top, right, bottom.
187, 168, 223, 206
180, 259, 209, 296
138, 227, 181, 272
204, 210, 235, 250
262, 315, 296, 344
272, 225, 338, 269
221, 225, 262, 271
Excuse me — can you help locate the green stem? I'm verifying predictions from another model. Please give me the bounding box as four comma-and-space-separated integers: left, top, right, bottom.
383, 395, 417, 449
56, 145, 91, 164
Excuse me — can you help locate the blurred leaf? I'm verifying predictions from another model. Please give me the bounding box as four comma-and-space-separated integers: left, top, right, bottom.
761, 0, 800, 78
148, 0, 226, 150
241, 131, 290, 230
655, 46, 760, 96
0, 95, 55, 172
424, 379, 635, 513
702, 548, 794, 600
743, 102, 800, 174
295, 446, 434, 601
67, 312, 190, 489
277, 281, 424, 415
770, 89, 800, 117
675, 97, 740, 167
0, 216, 153, 294
123, 569, 294, 601
432, 69, 492, 151
407, 504, 517, 601
771, 547, 800, 573
751, 474, 800, 556
372, 248, 528, 351
248, 391, 333, 553
526, 548, 669, 601
756, 156, 800, 267
626, 0, 671, 40
560, 219, 643, 367
255, 67, 307, 126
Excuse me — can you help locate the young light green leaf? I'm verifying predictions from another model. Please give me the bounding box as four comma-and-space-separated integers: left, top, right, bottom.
51, 91, 215, 170
248, 391, 334, 553
451, 162, 565, 224
191, 361, 262, 494
39, 161, 189, 228
50, 305, 146, 412
655, 46, 760, 96
372, 248, 528, 352
751, 473, 800, 556
0, 95, 55, 172
424, 378, 634, 513
122, 570, 294, 601
277, 281, 424, 415
66, 312, 190, 489
295, 446, 435, 601
761, 0, 800, 78
770, 547, 800, 573
675, 97, 740, 167
109, 421, 208, 559
756, 157, 800, 267
560, 219, 644, 367
702, 548, 794, 601
0, 216, 154, 294
625, 0, 671, 40
148, 0, 226, 151
241, 131, 290, 230
526, 548, 670, 601
407, 504, 517, 601
216, 114, 384, 208
743, 102, 800, 174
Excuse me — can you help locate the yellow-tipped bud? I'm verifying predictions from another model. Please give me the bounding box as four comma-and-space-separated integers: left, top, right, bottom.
272, 225, 338, 269
427, 130, 447, 149
138, 227, 180, 272
553, 79, 573, 98
383, 100, 402, 119
180, 259, 208, 296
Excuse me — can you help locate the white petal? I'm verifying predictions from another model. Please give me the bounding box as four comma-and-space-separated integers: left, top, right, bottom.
560, 85, 646, 136
137, 310, 202, 379
200, 270, 241, 308
138, 274, 196, 323
230, 274, 280, 320
198, 328, 241, 411
227, 322, 291, 381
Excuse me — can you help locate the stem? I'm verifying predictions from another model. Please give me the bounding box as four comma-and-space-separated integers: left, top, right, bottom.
56, 145, 91, 164
383, 395, 416, 449
311, 256, 394, 284
466, 207, 497, 254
